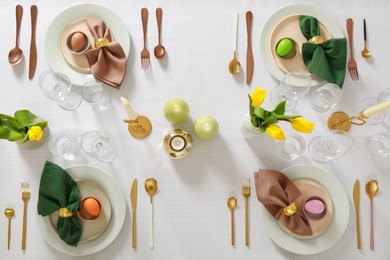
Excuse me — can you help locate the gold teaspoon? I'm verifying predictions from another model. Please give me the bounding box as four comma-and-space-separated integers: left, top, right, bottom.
4, 208, 15, 250
228, 13, 241, 74
145, 178, 158, 249
227, 197, 237, 246
361, 19, 371, 58
365, 179, 379, 250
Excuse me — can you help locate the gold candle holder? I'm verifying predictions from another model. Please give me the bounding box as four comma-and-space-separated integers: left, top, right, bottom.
124, 116, 152, 139
163, 129, 193, 159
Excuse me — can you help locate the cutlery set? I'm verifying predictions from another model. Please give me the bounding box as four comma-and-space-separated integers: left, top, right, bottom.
353, 179, 379, 251
228, 11, 254, 85
140, 8, 166, 69
227, 178, 251, 247
8, 5, 38, 79
130, 178, 159, 249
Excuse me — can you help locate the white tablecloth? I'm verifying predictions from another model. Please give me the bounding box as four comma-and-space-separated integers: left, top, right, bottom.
0, 0, 389, 259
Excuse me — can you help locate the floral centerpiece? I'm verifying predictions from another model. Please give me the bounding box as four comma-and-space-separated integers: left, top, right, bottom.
248, 87, 314, 140
0, 110, 48, 143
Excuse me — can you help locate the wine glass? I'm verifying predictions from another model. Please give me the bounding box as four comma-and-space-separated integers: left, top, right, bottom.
49, 134, 80, 160
38, 70, 82, 110
378, 88, 390, 116
81, 131, 117, 162
359, 97, 386, 125
310, 83, 342, 112
271, 69, 311, 111
366, 132, 390, 157
276, 134, 306, 161
81, 81, 110, 110
308, 130, 353, 163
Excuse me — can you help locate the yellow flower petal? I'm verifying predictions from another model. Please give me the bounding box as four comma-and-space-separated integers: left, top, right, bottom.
250, 87, 267, 107
265, 124, 286, 141
291, 118, 315, 133
28, 126, 43, 141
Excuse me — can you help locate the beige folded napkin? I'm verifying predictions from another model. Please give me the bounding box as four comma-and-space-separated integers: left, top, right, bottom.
85, 16, 127, 89
254, 169, 312, 236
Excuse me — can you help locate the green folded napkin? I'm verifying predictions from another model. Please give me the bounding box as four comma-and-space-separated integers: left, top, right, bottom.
300, 15, 347, 88
37, 161, 81, 246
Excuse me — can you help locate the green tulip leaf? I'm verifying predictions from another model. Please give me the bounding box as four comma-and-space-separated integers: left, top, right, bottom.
14, 110, 38, 128
273, 100, 286, 115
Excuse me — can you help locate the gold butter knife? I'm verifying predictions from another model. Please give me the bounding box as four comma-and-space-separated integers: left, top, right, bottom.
130, 179, 138, 249
353, 179, 361, 249
28, 5, 37, 80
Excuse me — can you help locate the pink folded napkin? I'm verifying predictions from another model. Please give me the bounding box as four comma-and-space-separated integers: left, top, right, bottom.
254, 169, 312, 236
85, 16, 127, 89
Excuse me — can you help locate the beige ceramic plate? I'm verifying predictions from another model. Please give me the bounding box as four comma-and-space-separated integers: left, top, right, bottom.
278, 178, 334, 239
269, 15, 332, 74
49, 179, 112, 243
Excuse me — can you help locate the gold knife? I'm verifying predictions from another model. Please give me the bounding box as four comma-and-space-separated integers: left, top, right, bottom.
28, 5, 37, 80
353, 179, 361, 249
246, 11, 253, 85
130, 179, 138, 249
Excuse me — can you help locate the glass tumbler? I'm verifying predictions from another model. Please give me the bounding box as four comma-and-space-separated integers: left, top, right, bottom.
310, 83, 342, 112
276, 134, 306, 161
308, 130, 353, 163
366, 132, 390, 157
81, 81, 110, 110
81, 131, 117, 162
38, 70, 82, 110
49, 134, 80, 160
271, 69, 312, 111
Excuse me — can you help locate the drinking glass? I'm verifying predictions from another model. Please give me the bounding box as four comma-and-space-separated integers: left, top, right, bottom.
308, 130, 353, 163
49, 134, 80, 160
276, 134, 306, 161
38, 70, 82, 110
359, 97, 386, 125
81, 81, 110, 110
366, 132, 390, 157
271, 69, 312, 111
310, 83, 342, 112
81, 131, 117, 162
378, 88, 390, 116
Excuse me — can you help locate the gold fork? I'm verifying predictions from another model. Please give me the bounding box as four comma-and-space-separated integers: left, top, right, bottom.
141, 8, 150, 69
346, 18, 359, 81
21, 182, 30, 251
242, 178, 250, 246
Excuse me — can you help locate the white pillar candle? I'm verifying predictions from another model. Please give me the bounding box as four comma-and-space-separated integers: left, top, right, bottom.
121, 97, 138, 120
362, 100, 390, 117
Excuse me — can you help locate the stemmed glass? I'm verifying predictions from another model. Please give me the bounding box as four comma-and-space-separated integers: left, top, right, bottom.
81, 81, 110, 110
378, 88, 390, 116
49, 134, 80, 160
366, 132, 390, 157
310, 83, 342, 112
38, 70, 82, 110
308, 130, 353, 163
271, 69, 311, 111
276, 134, 306, 161
81, 131, 117, 162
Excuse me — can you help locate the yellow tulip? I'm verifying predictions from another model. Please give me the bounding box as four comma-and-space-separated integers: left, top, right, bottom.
265, 124, 286, 141
291, 118, 315, 133
250, 87, 267, 107
28, 126, 43, 141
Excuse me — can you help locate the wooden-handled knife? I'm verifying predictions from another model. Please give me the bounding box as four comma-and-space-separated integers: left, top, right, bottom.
353, 179, 361, 249
29, 5, 38, 80
246, 11, 253, 85
130, 179, 138, 249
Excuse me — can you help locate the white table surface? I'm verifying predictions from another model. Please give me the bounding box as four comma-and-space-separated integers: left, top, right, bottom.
0, 0, 389, 259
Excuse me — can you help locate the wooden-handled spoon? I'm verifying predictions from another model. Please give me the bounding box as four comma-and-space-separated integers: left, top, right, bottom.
8, 5, 23, 65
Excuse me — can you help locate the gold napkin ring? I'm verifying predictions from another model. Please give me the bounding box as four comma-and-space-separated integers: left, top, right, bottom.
58, 208, 74, 218
308, 36, 324, 44
283, 202, 297, 216
95, 38, 110, 49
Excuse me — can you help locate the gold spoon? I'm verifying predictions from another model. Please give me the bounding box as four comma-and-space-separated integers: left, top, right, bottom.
361, 19, 371, 58
228, 13, 241, 74
4, 208, 15, 250
8, 5, 24, 65
365, 179, 379, 250
145, 178, 158, 249
227, 197, 237, 246
154, 8, 166, 59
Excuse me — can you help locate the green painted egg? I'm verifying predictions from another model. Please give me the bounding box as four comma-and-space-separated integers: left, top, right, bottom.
276, 38, 293, 57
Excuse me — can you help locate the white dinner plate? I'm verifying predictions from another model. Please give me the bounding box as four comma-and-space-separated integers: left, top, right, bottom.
261, 164, 350, 255
36, 165, 126, 256
260, 3, 344, 87
44, 3, 130, 86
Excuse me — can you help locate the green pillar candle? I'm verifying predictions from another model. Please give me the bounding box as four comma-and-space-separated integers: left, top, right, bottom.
194, 116, 219, 141
164, 98, 190, 124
